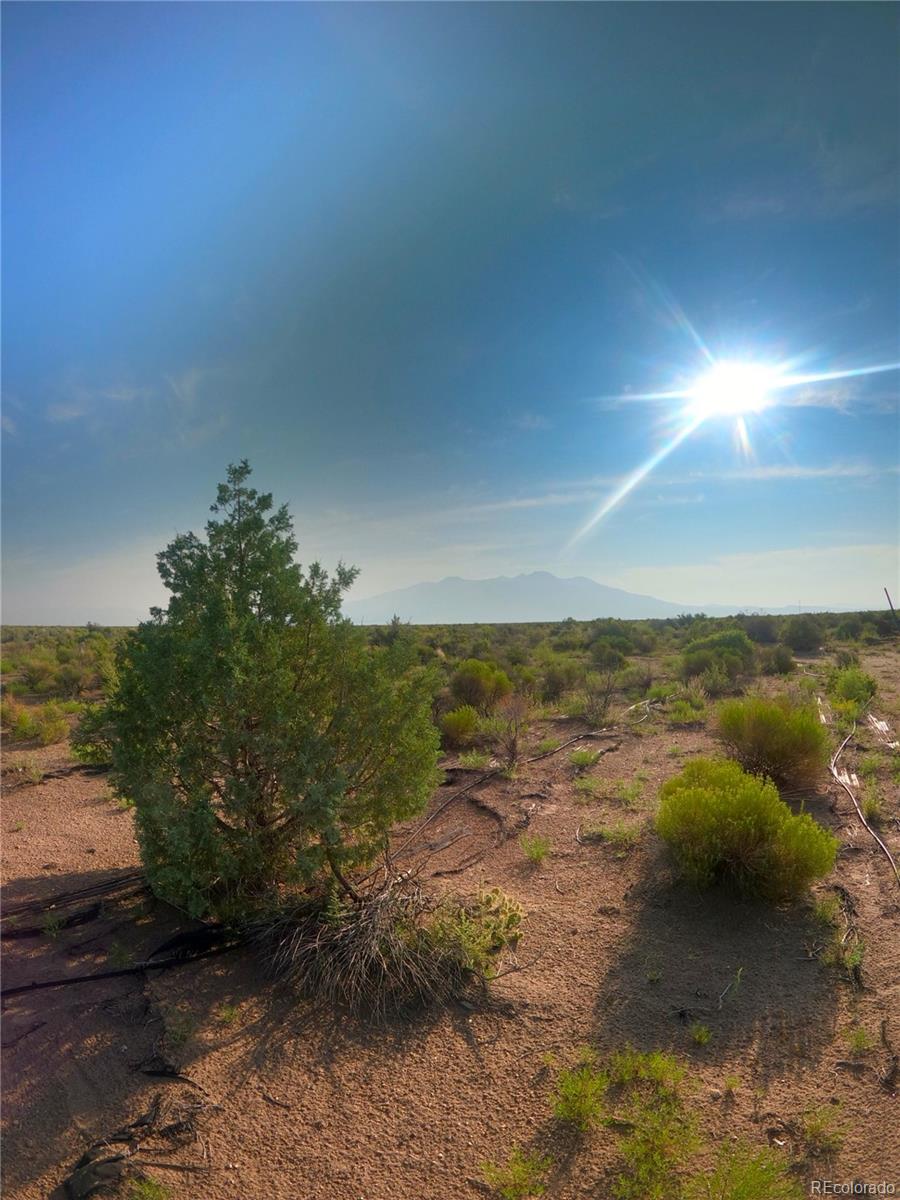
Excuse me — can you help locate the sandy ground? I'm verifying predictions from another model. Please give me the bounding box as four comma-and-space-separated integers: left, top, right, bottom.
2, 646, 899, 1199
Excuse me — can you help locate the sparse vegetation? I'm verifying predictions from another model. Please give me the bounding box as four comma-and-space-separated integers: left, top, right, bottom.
127, 1179, 172, 1200
799, 1106, 844, 1158
551, 1049, 607, 1131
689, 1022, 711, 1046
684, 1142, 803, 1200
657, 758, 837, 900
519, 833, 551, 866
481, 1147, 552, 1199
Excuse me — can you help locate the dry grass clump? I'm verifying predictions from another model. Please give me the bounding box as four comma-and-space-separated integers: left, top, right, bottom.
255, 879, 523, 1019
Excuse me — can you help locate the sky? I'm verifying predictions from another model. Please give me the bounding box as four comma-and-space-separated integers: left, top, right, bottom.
2, 2, 899, 624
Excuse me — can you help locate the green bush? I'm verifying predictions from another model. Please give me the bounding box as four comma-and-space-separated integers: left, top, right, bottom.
715, 696, 829, 787
451, 659, 512, 712
759, 644, 795, 675
35, 701, 68, 745
783, 615, 821, 653
681, 630, 755, 682
829, 666, 877, 707
71, 703, 114, 765
656, 759, 837, 901
741, 615, 778, 644
440, 704, 479, 749
102, 462, 441, 920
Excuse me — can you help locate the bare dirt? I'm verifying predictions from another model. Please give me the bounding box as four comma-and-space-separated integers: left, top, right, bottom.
3, 647, 899, 1199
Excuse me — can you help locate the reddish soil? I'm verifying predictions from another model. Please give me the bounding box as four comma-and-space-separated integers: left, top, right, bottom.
3, 647, 899, 1199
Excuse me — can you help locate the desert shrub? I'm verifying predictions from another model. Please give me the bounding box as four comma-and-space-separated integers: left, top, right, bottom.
829, 665, 877, 707
34, 700, 68, 745
741, 615, 778, 644
618, 664, 653, 697
539, 655, 583, 702
759, 644, 795, 675
699, 663, 735, 697
579, 671, 617, 725
451, 659, 512, 712
1, 698, 37, 741
71, 703, 114, 765
783, 615, 821, 653
590, 639, 626, 671
481, 1147, 552, 1200
715, 696, 829, 787
258, 881, 524, 1017
103, 462, 440, 920
833, 647, 859, 668
656, 759, 837, 901
552, 1050, 607, 1130
684, 1143, 803, 1200
440, 704, 479, 749
681, 630, 755, 682
481, 695, 531, 767
668, 683, 707, 726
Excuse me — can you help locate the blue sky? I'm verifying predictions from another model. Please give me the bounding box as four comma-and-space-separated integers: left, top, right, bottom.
3, 2, 898, 623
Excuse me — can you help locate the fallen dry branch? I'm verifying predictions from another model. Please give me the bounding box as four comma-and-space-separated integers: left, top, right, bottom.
830, 727, 900, 889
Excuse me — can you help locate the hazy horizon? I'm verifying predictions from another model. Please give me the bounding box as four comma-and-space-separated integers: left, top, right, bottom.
3, 4, 898, 624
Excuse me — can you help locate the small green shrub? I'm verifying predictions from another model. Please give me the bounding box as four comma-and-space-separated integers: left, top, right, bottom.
520, 833, 551, 866
581, 822, 640, 856
459, 749, 490, 770
681, 630, 755, 682
760, 644, 795, 675
829, 666, 877, 707
668, 697, 706, 726
552, 1051, 607, 1131
441, 704, 479, 749
783, 615, 821, 653
684, 1142, 803, 1200
844, 1026, 874, 1055
570, 748, 599, 772
715, 695, 829, 787
656, 759, 837, 901
689, 1022, 711, 1045
534, 737, 560, 755
35, 700, 68, 746
481, 1147, 552, 1199
451, 659, 513, 712
799, 1106, 843, 1157
127, 1180, 172, 1200
71, 705, 115, 763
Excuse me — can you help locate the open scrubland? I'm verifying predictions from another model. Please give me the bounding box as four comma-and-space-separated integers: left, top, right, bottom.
2, 608, 900, 1200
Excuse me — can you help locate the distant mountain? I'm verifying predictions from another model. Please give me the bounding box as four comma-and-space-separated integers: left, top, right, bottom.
343, 571, 732, 624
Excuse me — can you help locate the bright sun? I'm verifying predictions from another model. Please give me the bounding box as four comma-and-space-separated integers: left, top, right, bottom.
687, 361, 778, 419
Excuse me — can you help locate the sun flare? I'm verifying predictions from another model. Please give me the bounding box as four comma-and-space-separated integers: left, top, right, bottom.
687, 361, 778, 419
